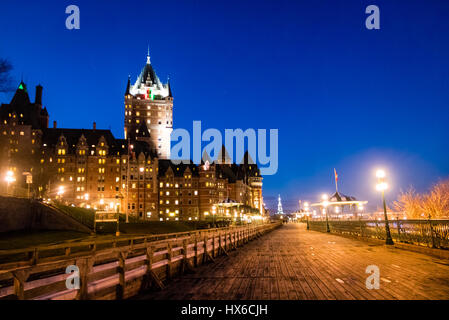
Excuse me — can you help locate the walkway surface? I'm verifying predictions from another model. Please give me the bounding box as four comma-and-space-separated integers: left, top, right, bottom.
137, 223, 449, 300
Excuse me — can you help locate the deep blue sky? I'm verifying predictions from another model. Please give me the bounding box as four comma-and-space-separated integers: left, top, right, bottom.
1, 0, 448, 212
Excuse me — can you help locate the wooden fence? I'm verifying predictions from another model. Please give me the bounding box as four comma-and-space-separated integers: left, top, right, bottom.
0, 222, 281, 300
308, 219, 449, 249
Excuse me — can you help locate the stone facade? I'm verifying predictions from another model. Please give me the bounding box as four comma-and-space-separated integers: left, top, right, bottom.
0, 51, 265, 222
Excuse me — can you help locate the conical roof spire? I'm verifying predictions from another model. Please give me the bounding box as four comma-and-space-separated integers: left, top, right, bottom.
146, 45, 151, 65
125, 75, 131, 95
10, 81, 30, 105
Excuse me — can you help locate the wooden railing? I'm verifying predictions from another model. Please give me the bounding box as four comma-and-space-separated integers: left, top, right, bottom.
0, 222, 281, 300
308, 219, 449, 249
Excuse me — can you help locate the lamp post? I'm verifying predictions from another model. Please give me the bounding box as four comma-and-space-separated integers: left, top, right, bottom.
376, 169, 394, 245
4, 170, 16, 195
304, 202, 310, 230
116, 203, 120, 237
212, 205, 217, 227
322, 194, 330, 233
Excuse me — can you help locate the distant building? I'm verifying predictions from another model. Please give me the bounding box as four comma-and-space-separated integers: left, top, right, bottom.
0, 49, 265, 221
0, 82, 49, 195
277, 194, 284, 215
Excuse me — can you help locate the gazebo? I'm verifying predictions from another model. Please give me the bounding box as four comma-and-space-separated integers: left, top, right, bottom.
213, 198, 242, 222
310, 191, 368, 219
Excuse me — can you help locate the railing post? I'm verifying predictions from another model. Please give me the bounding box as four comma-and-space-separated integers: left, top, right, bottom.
224, 231, 227, 251
212, 232, 216, 258
193, 236, 198, 267
77, 257, 93, 300
428, 215, 436, 248
359, 218, 364, 238
31, 248, 38, 265
117, 251, 128, 300
396, 217, 401, 242
203, 235, 208, 263
375, 220, 380, 239
12, 270, 29, 300
146, 245, 154, 272
181, 239, 188, 274
166, 242, 172, 280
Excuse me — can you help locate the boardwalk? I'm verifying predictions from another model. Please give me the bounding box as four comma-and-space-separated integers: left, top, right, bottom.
136, 223, 449, 300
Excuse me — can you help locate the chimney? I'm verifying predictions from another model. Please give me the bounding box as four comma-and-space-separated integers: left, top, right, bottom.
53, 121, 57, 129
93, 122, 96, 130
35, 85, 43, 105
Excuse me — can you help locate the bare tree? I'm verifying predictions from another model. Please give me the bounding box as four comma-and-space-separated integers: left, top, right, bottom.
0, 58, 14, 93
421, 179, 449, 219
393, 187, 423, 219
394, 180, 449, 219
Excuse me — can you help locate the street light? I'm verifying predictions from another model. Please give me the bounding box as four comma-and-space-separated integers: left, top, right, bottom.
4, 170, 16, 195
57, 186, 65, 199
322, 194, 330, 233
304, 202, 310, 230
376, 169, 394, 245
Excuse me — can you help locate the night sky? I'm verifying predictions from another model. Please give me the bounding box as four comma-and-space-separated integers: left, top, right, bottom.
1, 0, 448, 212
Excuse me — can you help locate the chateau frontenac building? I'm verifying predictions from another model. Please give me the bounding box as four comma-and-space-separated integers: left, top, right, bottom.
0, 50, 265, 221
124, 51, 173, 159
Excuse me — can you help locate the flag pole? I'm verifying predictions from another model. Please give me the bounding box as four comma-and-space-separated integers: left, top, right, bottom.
334, 168, 338, 193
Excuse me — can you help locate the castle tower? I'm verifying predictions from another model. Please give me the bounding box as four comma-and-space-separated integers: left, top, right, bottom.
124, 49, 173, 159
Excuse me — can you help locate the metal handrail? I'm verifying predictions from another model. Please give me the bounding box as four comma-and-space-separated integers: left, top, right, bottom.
307, 219, 449, 249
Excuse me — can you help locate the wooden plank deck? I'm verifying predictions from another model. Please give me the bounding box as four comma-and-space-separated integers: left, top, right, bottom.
135, 223, 449, 300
